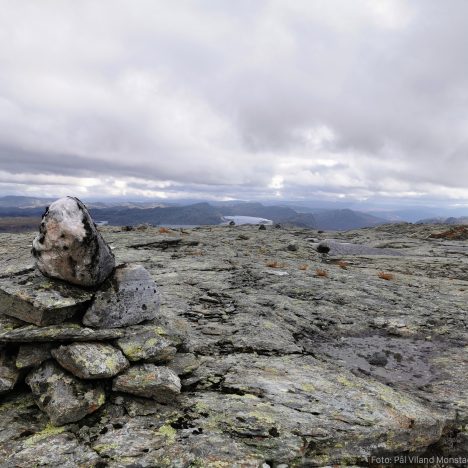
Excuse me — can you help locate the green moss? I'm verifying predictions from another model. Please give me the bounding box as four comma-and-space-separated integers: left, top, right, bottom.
93, 443, 118, 454
24, 423, 66, 446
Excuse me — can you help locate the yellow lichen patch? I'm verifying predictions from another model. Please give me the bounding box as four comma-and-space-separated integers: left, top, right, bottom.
24, 423, 66, 446
93, 443, 118, 454
157, 424, 177, 443
301, 383, 316, 393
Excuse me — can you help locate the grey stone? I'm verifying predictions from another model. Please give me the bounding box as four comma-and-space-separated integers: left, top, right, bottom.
16, 343, 53, 369
368, 351, 389, 367
287, 242, 298, 252
52, 342, 129, 379
32, 196, 115, 287
167, 352, 200, 376
112, 364, 181, 402
26, 360, 105, 425
115, 326, 177, 362
82, 264, 160, 328
0, 323, 125, 342
0, 350, 20, 393
0, 272, 93, 326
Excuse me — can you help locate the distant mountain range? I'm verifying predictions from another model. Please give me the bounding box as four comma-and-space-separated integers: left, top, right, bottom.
0, 195, 466, 232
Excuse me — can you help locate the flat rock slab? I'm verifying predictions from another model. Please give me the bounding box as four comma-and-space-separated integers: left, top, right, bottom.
115, 326, 177, 362
26, 360, 105, 425
113, 364, 181, 402
0, 323, 125, 342
32, 197, 115, 287
83, 264, 160, 328
16, 343, 53, 369
0, 350, 20, 394
52, 342, 129, 379
0, 272, 93, 326
316, 239, 403, 256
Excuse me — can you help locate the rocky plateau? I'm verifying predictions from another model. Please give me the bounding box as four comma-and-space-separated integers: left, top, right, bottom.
0, 209, 467, 467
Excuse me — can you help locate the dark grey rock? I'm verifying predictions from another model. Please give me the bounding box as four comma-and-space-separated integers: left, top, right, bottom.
167, 352, 200, 376
32, 196, 115, 287
52, 342, 129, 379
368, 351, 388, 367
0, 350, 20, 393
287, 243, 298, 252
0, 323, 125, 342
112, 364, 181, 402
16, 343, 53, 369
258, 224, 266, 230
26, 360, 105, 425
317, 241, 331, 254
82, 264, 160, 328
0, 272, 93, 326
115, 326, 176, 362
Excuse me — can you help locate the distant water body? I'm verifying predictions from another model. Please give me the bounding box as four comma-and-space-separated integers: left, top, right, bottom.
222, 216, 273, 225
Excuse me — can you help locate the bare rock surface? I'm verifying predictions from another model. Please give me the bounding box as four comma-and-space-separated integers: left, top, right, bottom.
32, 197, 115, 287
26, 360, 105, 425
113, 364, 181, 401
16, 343, 53, 369
0, 350, 19, 394
52, 342, 129, 379
0, 271, 93, 325
115, 325, 177, 362
0, 223, 467, 466
82, 264, 160, 328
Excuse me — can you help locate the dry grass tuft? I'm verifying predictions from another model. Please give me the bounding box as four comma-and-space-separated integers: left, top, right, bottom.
337, 260, 348, 270
378, 271, 394, 281
266, 260, 285, 269
159, 227, 171, 234
298, 264, 309, 271
315, 268, 328, 278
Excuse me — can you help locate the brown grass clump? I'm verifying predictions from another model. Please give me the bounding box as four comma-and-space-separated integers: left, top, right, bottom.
337, 260, 348, 270
378, 271, 394, 281
315, 268, 328, 278
266, 260, 285, 268
159, 227, 171, 234
298, 264, 309, 271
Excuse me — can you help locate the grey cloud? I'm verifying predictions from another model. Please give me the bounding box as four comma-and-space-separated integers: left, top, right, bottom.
0, 0, 467, 203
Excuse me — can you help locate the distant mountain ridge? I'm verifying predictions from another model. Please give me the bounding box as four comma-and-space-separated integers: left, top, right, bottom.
0, 196, 392, 231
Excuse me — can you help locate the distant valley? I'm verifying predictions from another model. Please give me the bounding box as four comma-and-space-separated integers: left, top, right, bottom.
0, 196, 466, 233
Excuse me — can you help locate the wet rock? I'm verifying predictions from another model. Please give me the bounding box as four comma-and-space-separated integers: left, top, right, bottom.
112, 364, 181, 402
52, 342, 129, 379
26, 360, 105, 425
368, 351, 389, 367
115, 326, 177, 363
16, 343, 53, 369
0, 350, 20, 393
82, 264, 160, 328
0, 272, 93, 326
0, 323, 125, 342
32, 196, 115, 287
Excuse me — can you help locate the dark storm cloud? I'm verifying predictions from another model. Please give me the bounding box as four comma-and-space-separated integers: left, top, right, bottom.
0, 0, 467, 202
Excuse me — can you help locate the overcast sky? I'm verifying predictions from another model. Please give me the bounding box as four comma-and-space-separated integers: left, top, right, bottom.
0, 0, 467, 206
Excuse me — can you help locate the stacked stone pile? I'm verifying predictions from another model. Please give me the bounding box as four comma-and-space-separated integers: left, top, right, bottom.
0, 197, 188, 426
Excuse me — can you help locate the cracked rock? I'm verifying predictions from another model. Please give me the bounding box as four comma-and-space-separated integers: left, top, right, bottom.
52, 342, 129, 379
32, 196, 115, 287
112, 364, 181, 402
26, 360, 105, 425
82, 264, 160, 328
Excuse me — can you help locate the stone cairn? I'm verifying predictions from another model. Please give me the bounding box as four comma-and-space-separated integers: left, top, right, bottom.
0, 197, 188, 426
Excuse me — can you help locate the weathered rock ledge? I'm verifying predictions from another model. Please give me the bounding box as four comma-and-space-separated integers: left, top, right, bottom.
0, 222, 467, 467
